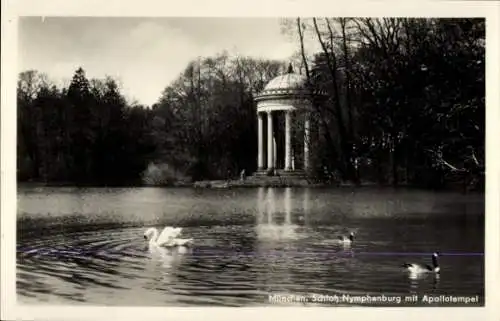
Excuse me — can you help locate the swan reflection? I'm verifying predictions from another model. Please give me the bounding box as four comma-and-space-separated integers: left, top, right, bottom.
407, 271, 440, 293
433, 273, 440, 289
147, 243, 192, 269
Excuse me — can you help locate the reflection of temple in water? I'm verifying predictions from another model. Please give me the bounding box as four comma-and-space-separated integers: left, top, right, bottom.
255, 187, 312, 298
255, 187, 310, 241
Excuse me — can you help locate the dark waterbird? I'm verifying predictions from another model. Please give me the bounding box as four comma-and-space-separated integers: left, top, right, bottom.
338, 232, 355, 245
403, 252, 441, 274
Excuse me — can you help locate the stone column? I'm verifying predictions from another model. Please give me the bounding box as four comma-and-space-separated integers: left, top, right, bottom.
257, 112, 264, 170
267, 111, 274, 170
285, 110, 292, 171
304, 114, 310, 170
273, 137, 277, 169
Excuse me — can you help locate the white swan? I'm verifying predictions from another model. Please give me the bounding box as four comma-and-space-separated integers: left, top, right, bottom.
144, 226, 194, 251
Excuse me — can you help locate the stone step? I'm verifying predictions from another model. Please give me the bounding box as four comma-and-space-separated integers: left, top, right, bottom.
253, 170, 306, 177
245, 173, 311, 187
249, 176, 307, 183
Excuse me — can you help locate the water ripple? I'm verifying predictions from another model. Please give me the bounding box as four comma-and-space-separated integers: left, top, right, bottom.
17, 187, 485, 306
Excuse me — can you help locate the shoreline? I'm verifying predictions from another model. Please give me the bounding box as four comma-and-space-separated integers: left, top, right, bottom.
15, 179, 399, 188
16, 179, 483, 193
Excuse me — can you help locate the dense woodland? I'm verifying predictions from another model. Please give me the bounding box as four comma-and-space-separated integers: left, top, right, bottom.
17, 18, 485, 190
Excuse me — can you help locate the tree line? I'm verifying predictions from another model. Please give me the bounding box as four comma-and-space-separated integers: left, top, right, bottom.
286, 17, 484, 190
17, 68, 155, 185
17, 55, 286, 185
17, 18, 484, 190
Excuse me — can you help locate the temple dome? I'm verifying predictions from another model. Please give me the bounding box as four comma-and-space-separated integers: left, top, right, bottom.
263, 72, 307, 91
254, 64, 311, 102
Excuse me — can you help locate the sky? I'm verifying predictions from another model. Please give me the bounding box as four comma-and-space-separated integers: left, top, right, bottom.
18, 17, 306, 106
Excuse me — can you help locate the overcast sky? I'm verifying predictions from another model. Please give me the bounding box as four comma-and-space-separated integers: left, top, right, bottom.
18, 17, 307, 106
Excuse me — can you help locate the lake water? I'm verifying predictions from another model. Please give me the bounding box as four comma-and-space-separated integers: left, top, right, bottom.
17, 186, 485, 306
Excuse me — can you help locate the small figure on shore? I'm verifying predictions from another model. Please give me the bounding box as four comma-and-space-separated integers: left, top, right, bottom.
240, 169, 246, 181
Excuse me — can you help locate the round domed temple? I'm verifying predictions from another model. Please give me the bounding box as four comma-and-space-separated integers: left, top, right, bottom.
253, 64, 327, 174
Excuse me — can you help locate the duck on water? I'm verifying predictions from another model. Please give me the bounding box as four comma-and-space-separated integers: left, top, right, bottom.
338, 232, 355, 245
403, 252, 440, 274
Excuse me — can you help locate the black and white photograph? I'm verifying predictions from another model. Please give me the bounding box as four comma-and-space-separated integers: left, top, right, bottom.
2, 1, 500, 320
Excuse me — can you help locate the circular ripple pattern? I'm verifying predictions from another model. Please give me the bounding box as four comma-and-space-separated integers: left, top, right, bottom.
16, 187, 485, 306
17, 223, 484, 306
